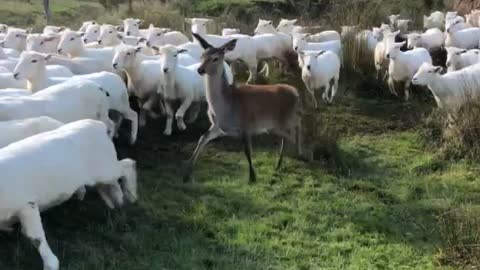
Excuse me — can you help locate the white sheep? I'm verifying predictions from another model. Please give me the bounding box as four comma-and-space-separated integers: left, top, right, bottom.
97, 24, 143, 47
445, 12, 468, 31
13, 51, 138, 144
389, 15, 411, 33
123, 18, 147, 37
424, 11, 445, 30
78, 21, 97, 32
0, 28, 27, 56
445, 18, 480, 49
82, 23, 100, 44
445, 47, 480, 72
407, 28, 444, 51
307, 30, 341, 43
386, 41, 433, 100
293, 33, 342, 61
0, 119, 137, 270
0, 116, 63, 148
145, 24, 189, 46
45, 54, 113, 74
0, 80, 115, 135
157, 45, 206, 135
299, 50, 340, 106
0, 88, 31, 97
43, 25, 65, 35
412, 62, 480, 112
57, 30, 116, 72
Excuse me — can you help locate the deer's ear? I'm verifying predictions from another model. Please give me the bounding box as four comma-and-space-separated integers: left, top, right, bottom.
192, 33, 212, 50
220, 39, 237, 52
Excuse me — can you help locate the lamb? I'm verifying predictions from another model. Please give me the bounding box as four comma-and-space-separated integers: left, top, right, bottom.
424, 11, 445, 30
299, 50, 340, 106
26, 33, 59, 54
445, 12, 468, 31
123, 18, 147, 37
0, 80, 115, 136
13, 51, 138, 144
386, 41, 433, 100
82, 23, 100, 44
222, 28, 240, 36
0, 119, 137, 270
307, 30, 341, 43
445, 47, 480, 72
0, 28, 27, 56
412, 62, 480, 112
407, 28, 444, 51
0, 116, 63, 148
445, 18, 480, 49
145, 24, 189, 46
112, 46, 164, 126
293, 33, 342, 61
57, 30, 116, 72
184, 33, 302, 183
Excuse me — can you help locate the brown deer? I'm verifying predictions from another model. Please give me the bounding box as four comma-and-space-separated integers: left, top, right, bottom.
183, 33, 303, 183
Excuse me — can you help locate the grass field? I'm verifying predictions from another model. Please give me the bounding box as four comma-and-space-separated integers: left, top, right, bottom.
0, 0, 479, 269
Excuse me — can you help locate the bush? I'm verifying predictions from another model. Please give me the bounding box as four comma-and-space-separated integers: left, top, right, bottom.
436, 206, 480, 269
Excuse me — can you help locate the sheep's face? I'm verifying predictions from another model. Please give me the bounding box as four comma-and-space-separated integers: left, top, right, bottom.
119, 164, 138, 203
389, 14, 400, 25
385, 42, 404, 60
112, 47, 139, 70
57, 31, 84, 55
13, 52, 46, 81
412, 63, 442, 86
254, 19, 275, 35
187, 18, 211, 35
97, 25, 118, 46
26, 34, 57, 53
446, 11, 458, 21
0, 29, 27, 50
83, 24, 100, 44
446, 48, 467, 67
298, 51, 320, 73
407, 33, 420, 49
146, 27, 166, 46
276, 19, 297, 33
123, 18, 143, 36
446, 18, 463, 33
292, 34, 308, 52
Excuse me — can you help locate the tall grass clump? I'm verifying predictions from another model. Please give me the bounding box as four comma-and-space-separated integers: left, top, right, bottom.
421, 97, 480, 161
436, 206, 480, 269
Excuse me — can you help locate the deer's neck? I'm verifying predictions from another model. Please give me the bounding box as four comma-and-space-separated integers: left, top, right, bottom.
204, 68, 233, 123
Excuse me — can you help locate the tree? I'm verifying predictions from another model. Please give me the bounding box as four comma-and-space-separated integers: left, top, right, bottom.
43, 0, 51, 24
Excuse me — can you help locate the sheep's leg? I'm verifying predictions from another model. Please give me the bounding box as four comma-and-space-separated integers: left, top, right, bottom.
305, 84, 318, 109
246, 59, 258, 84
163, 100, 174, 136
322, 85, 330, 104
185, 102, 201, 124
139, 109, 147, 127
404, 80, 411, 101
242, 134, 257, 183
74, 186, 86, 201
19, 202, 59, 270
97, 183, 124, 209
97, 187, 116, 209
184, 125, 224, 182
143, 95, 160, 119
175, 97, 193, 131
387, 76, 398, 96
330, 76, 340, 103
119, 158, 137, 203
124, 108, 138, 145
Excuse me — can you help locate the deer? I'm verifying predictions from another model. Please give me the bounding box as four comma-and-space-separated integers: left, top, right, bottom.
183, 33, 303, 183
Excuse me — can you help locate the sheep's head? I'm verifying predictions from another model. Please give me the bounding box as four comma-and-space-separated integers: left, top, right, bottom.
412, 62, 442, 86
13, 51, 49, 81
372, 27, 383, 41
57, 30, 84, 55
146, 25, 170, 46
185, 18, 212, 35
389, 14, 401, 25
155, 45, 187, 74
26, 34, 58, 53
385, 41, 404, 60
123, 18, 143, 36
276, 18, 298, 33
112, 46, 141, 71
254, 19, 275, 35
446, 47, 468, 67
0, 28, 28, 50
292, 33, 308, 52
0, 24, 8, 34
298, 50, 325, 72
407, 33, 421, 49
83, 24, 100, 44
97, 24, 118, 46
446, 11, 458, 21
446, 18, 463, 33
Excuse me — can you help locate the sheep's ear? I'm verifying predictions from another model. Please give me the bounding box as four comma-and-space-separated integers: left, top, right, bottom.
77, 32, 85, 37
116, 33, 124, 40
396, 41, 406, 47
219, 39, 237, 52
115, 25, 124, 31
177, 49, 188, 54
25, 28, 32, 34
44, 54, 53, 61
192, 33, 212, 49
135, 46, 142, 53
434, 66, 442, 73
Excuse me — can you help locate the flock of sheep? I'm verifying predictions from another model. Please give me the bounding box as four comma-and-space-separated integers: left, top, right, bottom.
0, 8, 479, 270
